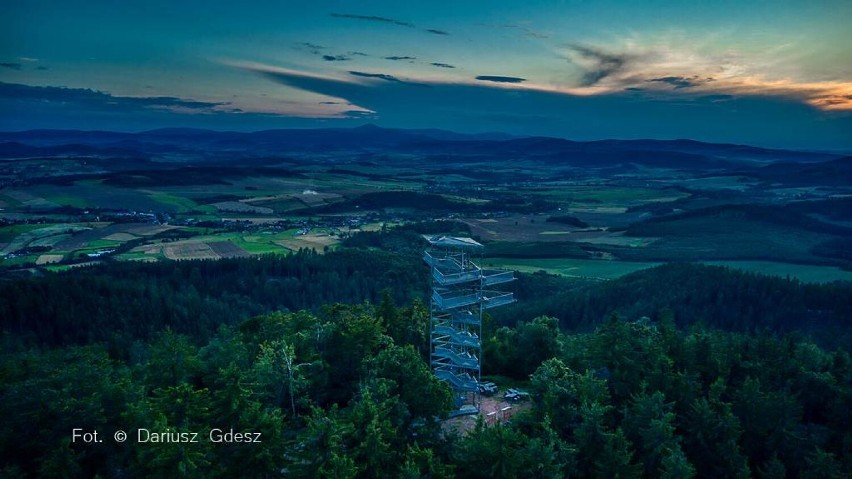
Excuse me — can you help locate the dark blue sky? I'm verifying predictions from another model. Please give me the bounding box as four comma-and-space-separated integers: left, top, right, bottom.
2, 1, 851, 150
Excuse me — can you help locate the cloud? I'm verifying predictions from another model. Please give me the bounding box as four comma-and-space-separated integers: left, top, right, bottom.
349, 71, 402, 83
330, 12, 448, 35
36, 66, 49, 71
1, 63, 22, 70
555, 40, 852, 111
342, 110, 377, 118
476, 75, 526, 84
300, 42, 325, 50
815, 94, 852, 107
698, 94, 735, 103
232, 61, 852, 149
348, 51, 369, 57
501, 23, 549, 39
431, 63, 455, 69
385, 56, 416, 61
648, 76, 714, 89
331, 13, 414, 28
564, 44, 632, 87
0, 79, 374, 130
0, 82, 229, 113
322, 55, 351, 62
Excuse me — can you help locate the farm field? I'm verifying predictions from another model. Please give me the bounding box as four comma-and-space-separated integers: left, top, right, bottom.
115, 228, 343, 262
528, 184, 689, 207
1, 127, 849, 284
484, 257, 662, 280
484, 257, 852, 283
463, 215, 577, 242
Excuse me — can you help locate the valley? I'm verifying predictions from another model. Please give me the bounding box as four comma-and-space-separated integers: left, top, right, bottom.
1, 125, 849, 282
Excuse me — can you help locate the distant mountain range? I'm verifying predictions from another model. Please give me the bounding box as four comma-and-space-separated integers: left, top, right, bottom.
0, 125, 847, 180
0, 125, 510, 151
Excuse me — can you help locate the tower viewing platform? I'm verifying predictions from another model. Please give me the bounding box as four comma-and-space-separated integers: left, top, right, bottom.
423, 235, 515, 414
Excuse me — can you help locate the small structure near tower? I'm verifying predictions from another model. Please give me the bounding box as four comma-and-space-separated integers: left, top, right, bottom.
422, 235, 515, 415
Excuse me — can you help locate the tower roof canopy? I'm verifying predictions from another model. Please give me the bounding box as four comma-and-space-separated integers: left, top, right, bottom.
423, 235, 483, 249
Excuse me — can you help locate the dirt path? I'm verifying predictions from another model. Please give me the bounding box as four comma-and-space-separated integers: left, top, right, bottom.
442, 395, 531, 435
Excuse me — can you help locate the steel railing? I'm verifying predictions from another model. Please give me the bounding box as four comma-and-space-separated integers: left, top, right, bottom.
433, 347, 479, 368
433, 325, 481, 347
434, 370, 479, 391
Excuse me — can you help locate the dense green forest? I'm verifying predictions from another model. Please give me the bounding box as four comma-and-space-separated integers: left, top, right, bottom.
0, 249, 428, 352
1, 227, 851, 477
2, 248, 850, 353
496, 263, 852, 349
2, 301, 850, 477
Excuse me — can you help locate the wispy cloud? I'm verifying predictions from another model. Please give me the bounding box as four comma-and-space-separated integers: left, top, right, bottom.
564, 44, 633, 87
331, 12, 449, 35
501, 23, 549, 39
322, 55, 351, 62
385, 56, 416, 61
698, 94, 734, 103
711, 78, 852, 111
0, 77, 373, 124
431, 63, 455, 69
331, 13, 414, 28
349, 71, 402, 83
305, 45, 368, 62
233, 61, 852, 148
0, 82, 229, 113
558, 40, 852, 110
297, 42, 326, 54
1, 63, 22, 70
648, 76, 714, 89
476, 75, 526, 84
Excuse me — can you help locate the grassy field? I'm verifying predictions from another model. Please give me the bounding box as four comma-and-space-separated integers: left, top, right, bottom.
530, 184, 688, 206
483, 257, 661, 280
463, 215, 589, 242
46, 194, 88, 208
29, 234, 73, 247
27, 183, 163, 211
1, 224, 92, 255
147, 191, 217, 213
35, 254, 64, 265
114, 250, 161, 262
484, 257, 852, 283
0, 223, 50, 242
115, 228, 342, 262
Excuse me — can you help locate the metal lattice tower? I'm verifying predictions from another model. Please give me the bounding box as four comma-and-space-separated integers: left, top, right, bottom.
422, 235, 515, 414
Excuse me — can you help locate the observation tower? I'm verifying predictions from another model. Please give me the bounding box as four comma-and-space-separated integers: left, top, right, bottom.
422, 235, 515, 414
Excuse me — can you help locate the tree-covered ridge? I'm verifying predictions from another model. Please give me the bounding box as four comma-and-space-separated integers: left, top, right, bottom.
0, 249, 429, 351
495, 262, 852, 350
3, 252, 852, 353
2, 305, 849, 478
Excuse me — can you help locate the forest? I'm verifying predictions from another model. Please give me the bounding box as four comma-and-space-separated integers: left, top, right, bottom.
1, 224, 851, 477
